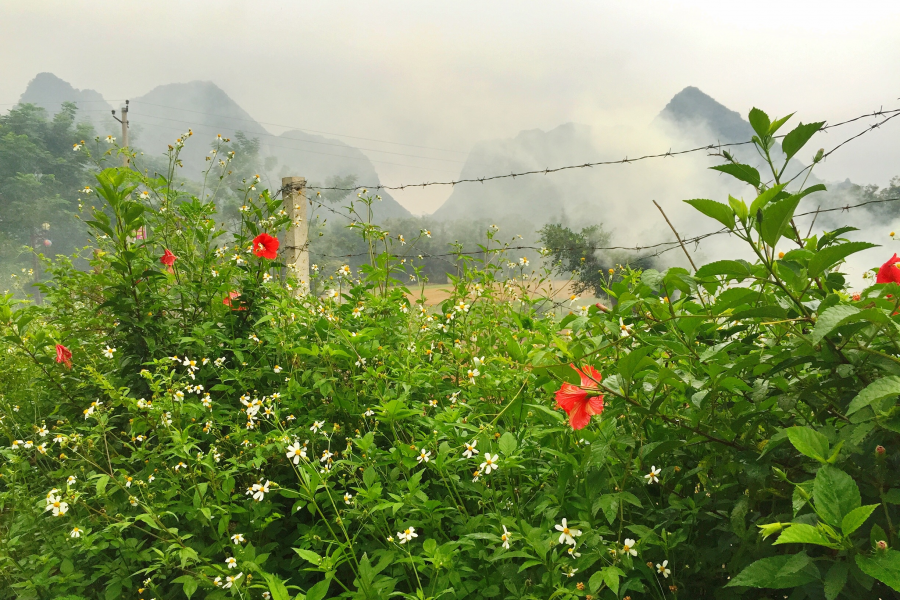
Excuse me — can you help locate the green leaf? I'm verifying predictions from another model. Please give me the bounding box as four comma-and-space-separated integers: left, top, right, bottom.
847, 376, 900, 416
807, 242, 877, 278
262, 573, 291, 600
603, 566, 624, 595
749, 108, 771, 138
293, 548, 323, 566
760, 194, 803, 247
306, 578, 332, 600
856, 550, 900, 592
95, 474, 110, 496
683, 199, 735, 230
729, 195, 748, 221
710, 163, 761, 188
183, 577, 198, 599
618, 346, 655, 384
782, 122, 825, 162
773, 523, 834, 547
810, 305, 861, 345
841, 504, 879, 535
785, 427, 830, 462
769, 113, 795, 135
814, 465, 861, 527
749, 184, 788, 215
498, 432, 517, 456
695, 260, 752, 280
593, 495, 619, 525
727, 553, 818, 588
824, 561, 849, 600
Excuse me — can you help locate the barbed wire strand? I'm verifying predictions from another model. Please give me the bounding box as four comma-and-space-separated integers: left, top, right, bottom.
302, 107, 900, 192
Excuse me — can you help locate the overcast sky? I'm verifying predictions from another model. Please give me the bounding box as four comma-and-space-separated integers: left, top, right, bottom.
2, 0, 899, 214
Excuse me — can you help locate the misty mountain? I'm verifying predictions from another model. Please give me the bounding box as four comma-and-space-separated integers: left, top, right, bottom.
654, 86, 815, 182
18, 72, 115, 133
431, 123, 599, 224
431, 86, 825, 226
16, 74, 411, 220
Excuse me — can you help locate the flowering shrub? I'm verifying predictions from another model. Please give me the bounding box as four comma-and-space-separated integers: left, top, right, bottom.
3, 108, 900, 600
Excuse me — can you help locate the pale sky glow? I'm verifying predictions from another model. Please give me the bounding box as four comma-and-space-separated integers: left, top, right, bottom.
2, 0, 899, 213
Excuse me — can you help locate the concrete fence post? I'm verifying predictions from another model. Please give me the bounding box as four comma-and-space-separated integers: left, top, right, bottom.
283, 176, 309, 295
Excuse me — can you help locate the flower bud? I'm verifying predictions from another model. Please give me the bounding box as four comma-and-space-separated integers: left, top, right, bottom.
758, 522, 785, 540
877, 540, 888, 551
813, 148, 825, 163
876, 445, 886, 457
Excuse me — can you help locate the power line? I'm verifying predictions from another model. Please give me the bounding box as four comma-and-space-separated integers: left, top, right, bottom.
128, 99, 470, 155
305, 107, 900, 192
127, 111, 475, 165
129, 119, 452, 174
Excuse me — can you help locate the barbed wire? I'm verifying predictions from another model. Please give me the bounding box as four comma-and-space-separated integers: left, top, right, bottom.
302, 107, 900, 192
315, 195, 900, 261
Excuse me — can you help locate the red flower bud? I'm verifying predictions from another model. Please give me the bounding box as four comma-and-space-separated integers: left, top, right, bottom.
55, 344, 72, 369
876, 445, 886, 456
160, 248, 177, 267
877, 540, 888, 551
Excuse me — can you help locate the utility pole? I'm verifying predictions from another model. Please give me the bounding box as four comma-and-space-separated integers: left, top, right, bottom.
111, 100, 130, 167
283, 176, 310, 295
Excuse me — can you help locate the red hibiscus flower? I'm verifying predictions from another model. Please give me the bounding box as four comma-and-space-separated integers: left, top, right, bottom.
160, 248, 178, 266
223, 291, 247, 311
555, 364, 604, 430
252, 233, 279, 259
55, 344, 72, 369
877, 254, 900, 284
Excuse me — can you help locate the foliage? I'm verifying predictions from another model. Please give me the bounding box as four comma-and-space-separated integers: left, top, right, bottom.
538, 223, 613, 297
0, 103, 96, 271
2, 108, 900, 600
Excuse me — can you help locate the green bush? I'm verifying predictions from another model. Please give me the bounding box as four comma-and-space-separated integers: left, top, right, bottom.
2, 109, 900, 600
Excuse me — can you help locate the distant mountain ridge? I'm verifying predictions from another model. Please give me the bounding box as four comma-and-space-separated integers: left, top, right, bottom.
18, 72, 115, 133
16, 74, 411, 220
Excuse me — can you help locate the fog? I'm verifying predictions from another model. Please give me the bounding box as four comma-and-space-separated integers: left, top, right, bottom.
2, 0, 899, 285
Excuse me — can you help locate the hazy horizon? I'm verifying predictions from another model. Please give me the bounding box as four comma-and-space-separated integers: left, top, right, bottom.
2, 1, 899, 216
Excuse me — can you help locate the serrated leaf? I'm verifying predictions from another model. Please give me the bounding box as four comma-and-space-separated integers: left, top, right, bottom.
729, 195, 748, 221
498, 432, 517, 456
786, 427, 829, 462
847, 376, 900, 415
856, 550, 900, 592
773, 523, 834, 547
760, 194, 803, 247
726, 554, 818, 588
782, 122, 825, 162
306, 578, 332, 600
711, 163, 761, 188
683, 199, 735, 230
841, 504, 879, 535
807, 242, 877, 278
814, 465, 861, 527
293, 548, 322, 565
695, 260, 752, 280
810, 305, 861, 345
749, 108, 771, 138
824, 561, 849, 600
749, 184, 787, 215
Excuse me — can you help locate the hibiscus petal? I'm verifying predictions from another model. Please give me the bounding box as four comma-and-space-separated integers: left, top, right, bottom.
555, 383, 586, 412
568, 401, 592, 430
587, 396, 605, 415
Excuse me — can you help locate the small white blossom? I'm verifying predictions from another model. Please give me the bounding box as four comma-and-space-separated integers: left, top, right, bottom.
554, 518, 582, 546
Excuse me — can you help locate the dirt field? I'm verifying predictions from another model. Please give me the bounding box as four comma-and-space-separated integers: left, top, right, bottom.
405, 280, 602, 307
